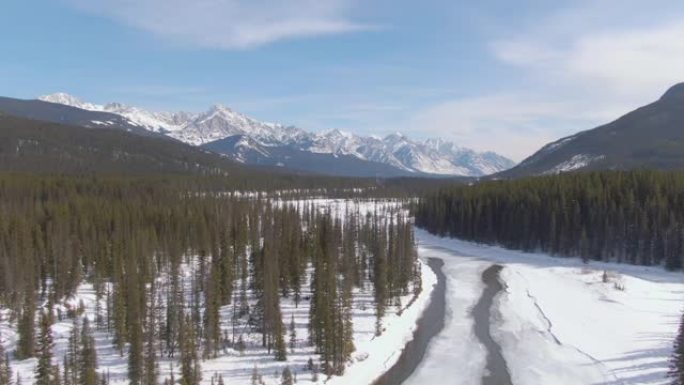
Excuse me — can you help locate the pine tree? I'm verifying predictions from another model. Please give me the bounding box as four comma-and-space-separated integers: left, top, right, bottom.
16, 290, 36, 359
79, 318, 98, 385
289, 315, 297, 353
35, 311, 54, 385
65, 320, 81, 385
373, 222, 388, 337
143, 297, 159, 385
179, 314, 201, 385
203, 260, 221, 359
111, 282, 127, 355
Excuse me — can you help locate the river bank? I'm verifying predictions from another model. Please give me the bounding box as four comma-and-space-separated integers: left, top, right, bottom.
372, 257, 447, 385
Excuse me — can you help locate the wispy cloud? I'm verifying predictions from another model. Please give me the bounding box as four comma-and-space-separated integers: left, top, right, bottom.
491, 20, 684, 98
68, 0, 371, 49
410, 2, 684, 161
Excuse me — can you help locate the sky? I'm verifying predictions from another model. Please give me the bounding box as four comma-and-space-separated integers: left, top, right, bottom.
2, 0, 684, 161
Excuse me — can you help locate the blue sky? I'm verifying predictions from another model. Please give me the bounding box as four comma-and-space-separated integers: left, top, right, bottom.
2, 0, 684, 160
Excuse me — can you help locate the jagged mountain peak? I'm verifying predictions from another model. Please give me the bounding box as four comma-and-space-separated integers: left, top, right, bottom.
39, 92, 97, 110
205, 103, 238, 116
385, 132, 408, 141
37, 92, 515, 176
321, 128, 354, 139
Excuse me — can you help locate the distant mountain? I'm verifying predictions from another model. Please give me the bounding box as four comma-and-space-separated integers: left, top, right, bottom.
498, 83, 684, 178
0, 96, 160, 137
0, 114, 244, 176
38, 93, 515, 177
203, 134, 425, 178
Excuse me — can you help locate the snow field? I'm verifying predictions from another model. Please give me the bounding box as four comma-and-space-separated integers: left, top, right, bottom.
410, 229, 684, 385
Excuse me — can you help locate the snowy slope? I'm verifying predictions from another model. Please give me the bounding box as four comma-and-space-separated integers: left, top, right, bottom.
408, 229, 684, 385
38, 93, 515, 176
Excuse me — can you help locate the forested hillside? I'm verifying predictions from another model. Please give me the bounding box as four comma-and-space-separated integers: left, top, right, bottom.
0, 175, 422, 384
415, 171, 684, 269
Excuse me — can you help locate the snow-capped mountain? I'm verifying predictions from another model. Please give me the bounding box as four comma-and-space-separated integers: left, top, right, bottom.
39, 92, 305, 145
39, 93, 515, 177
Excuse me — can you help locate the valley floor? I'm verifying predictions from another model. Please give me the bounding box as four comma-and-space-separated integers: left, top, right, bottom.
408, 229, 684, 385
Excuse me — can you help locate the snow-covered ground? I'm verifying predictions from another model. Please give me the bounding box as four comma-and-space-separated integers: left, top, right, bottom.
0, 199, 437, 385
408, 229, 684, 385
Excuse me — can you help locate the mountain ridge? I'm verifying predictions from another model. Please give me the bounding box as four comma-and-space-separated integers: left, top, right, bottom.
38, 93, 515, 177
496, 82, 684, 178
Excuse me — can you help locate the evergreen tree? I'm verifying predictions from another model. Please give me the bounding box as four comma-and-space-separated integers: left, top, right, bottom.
179, 314, 201, 385
65, 320, 81, 385
79, 318, 98, 385
16, 291, 36, 359
143, 294, 159, 385
289, 315, 297, 353
35, 311, 55, 385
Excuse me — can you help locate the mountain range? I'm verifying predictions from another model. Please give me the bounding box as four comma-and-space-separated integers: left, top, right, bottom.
37, 93, 515, 177
498, 82, 684, 178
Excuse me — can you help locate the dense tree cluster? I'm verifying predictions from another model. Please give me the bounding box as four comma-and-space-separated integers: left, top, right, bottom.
0, 174, 421, 383
415, 171, 684, 269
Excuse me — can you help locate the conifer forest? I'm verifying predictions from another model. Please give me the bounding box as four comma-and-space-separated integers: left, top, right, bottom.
0, 175, 422, 384
415, 170, 684, 269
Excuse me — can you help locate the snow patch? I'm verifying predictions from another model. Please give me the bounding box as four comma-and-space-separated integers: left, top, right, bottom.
546, 154, 605, 174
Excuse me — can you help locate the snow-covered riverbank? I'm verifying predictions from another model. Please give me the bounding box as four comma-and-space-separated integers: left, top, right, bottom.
408, 229, 684, 385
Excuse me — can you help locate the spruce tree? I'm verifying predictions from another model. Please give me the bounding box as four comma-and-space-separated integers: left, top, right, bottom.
35, 311, 54, 385
179, 314, 201, 385
289, 315, 297, 353
79, 318, 98, 385
16, 290, 36, 359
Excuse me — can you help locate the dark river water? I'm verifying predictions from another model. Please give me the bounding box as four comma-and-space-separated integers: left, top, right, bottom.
372, 257, 447, 385
372, 259, 513, 385
471, 264, 513, 385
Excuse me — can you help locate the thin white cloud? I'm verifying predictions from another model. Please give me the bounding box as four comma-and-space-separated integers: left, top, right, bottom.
68, 0, 370, 49
409, 94, 618, 161
492, 20, 684, 98
411, 3, 684, 161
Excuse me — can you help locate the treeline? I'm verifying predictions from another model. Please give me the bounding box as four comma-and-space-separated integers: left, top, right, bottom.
0, 174, 421, 384
415, 170, 684, 269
